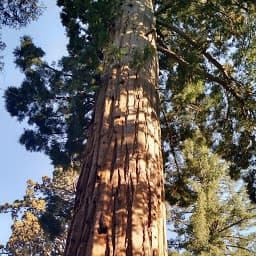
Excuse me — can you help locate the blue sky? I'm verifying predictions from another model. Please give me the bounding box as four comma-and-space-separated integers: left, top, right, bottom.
0, 1, 67, 245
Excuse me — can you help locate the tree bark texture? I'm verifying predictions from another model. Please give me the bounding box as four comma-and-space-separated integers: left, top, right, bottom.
64, 0, 167, 255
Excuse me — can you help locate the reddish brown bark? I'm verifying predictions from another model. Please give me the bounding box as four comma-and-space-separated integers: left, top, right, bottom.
64, 1, 167, 255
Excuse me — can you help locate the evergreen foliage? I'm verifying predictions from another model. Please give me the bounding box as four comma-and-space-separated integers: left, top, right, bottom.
5, 35, 94, 167
158, 0, 256, 203
168, 130, 256, 255
0, 0, 42, 28
1, 0, 256, 254
0, 168, 76, 255
0, 0, 43, 70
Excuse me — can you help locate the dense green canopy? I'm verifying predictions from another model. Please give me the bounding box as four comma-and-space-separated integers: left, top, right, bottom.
0, 0, 43, 69
0, 0, 42, 28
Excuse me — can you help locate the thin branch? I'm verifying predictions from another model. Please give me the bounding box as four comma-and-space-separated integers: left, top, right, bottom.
226, 244, 253, 253
42, 63, 73, 77
223, 235, 251, 241
218, 216, 254, 234
161, 108, 181, 175
157, 44, 189, 66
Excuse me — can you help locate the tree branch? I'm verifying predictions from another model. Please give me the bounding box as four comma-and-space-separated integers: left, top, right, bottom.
156, 18, 247, 105
218, 216, 255, 234
157, 44, 244, 103
42, 63, 73, 77
226, 244, 253, 253
157, 44, 189, 66
161, 107, 181, 175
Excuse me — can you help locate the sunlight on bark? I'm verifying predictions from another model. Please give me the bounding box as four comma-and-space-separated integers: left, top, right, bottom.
64, 1, 167, 255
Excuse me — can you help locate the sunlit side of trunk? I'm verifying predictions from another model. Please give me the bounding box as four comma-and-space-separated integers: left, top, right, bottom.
64, 0, 167, 255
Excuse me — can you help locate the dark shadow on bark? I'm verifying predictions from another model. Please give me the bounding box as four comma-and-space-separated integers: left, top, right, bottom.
64, 1, 166, 255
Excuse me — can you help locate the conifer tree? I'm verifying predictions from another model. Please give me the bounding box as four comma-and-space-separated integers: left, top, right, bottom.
0, 168, 77, 255
2, 0, 256, 255
63, 0, 168, 254
167, 130, 256, 255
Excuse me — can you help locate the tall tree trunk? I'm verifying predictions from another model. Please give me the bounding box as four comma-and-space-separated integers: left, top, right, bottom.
64, 0, 167, 255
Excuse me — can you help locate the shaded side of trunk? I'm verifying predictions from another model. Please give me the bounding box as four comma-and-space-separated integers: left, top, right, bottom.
64, 0, 167, 255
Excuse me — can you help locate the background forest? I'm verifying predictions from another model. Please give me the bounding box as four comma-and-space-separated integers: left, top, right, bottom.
1, 0, 256, 255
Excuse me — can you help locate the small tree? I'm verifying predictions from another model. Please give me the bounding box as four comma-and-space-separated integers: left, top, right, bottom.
1, 168, 77, 255
168, 131, 256, 255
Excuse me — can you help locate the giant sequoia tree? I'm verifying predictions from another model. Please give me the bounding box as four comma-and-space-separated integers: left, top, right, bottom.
64, 0, 168, 255
2, 0, 256, 255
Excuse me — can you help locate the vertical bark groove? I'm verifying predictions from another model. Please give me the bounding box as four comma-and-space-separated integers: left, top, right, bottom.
64, 0, 167, 255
